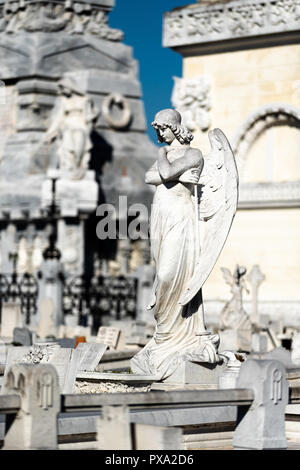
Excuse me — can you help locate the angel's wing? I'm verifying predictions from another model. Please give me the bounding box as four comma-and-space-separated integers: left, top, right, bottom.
179, 128, 239, 306
220, 267, 234, 286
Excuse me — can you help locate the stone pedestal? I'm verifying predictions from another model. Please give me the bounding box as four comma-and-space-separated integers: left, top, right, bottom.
219, 329, 252, 352
159, 360, 227, 390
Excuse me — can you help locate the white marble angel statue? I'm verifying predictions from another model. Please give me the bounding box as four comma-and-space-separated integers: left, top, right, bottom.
130, 109, 239, 380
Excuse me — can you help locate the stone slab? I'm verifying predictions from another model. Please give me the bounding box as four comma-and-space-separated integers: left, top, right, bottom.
1, 344, 81, 394
251, 347, 294, 368
151, 383, 218, 391
57, 338, 77, 348
96, 326, 126, 350
163, 360, 227, 386
76, 371, 158, 384
219, 329, 252, 352
100, 349, 140, 361
126, 336, 148, 347
76, 342, 107, 372
96, 359, 132, 372
134, 424, 182, 450
0, 405, 238, 444
13, 327, 32, 346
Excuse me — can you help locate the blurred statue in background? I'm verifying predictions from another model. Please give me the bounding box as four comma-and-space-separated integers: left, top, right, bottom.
220, 265, 251, 331
43, 77, 98, 179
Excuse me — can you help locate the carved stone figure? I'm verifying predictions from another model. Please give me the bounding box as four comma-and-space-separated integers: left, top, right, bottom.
0, 1, 124, 40
171, 76, 211, 132
220, 265, 251, 330
84, 8, 124, 41
42, 77, 98, 179
130, 109, 238, 380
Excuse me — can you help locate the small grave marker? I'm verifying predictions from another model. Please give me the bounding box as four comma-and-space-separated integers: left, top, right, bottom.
13, 327, 33, 346
96, 326, 126, 350
76, 342, 107, 371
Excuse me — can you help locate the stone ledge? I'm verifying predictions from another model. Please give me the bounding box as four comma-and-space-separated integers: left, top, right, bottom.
163, 0, 300, 53
238, 181, 300, 209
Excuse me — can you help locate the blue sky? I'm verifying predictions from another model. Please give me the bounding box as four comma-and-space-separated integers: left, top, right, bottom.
110, 0, 188, 144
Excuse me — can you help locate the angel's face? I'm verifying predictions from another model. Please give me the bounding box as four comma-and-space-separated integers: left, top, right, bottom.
156, 126, 175, 145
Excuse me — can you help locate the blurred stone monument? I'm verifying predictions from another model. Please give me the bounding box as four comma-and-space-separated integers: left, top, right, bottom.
0, 0, 156, 280
246, 264, 266, 327
35, 241, 65, 333
219, 265, 253, 353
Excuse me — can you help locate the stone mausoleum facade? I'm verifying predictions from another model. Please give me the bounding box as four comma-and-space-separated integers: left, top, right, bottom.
164, 0, 300, 326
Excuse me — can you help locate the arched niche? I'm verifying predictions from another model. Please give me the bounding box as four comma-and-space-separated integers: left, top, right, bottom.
232, 104, 300, 184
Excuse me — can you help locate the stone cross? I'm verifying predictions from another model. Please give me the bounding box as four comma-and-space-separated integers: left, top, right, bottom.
246, 264, 265, 324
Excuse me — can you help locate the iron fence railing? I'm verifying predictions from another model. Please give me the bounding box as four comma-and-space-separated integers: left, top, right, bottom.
0, 271, 139, 328
0, 272, 39, 325
63, 274, 138, 329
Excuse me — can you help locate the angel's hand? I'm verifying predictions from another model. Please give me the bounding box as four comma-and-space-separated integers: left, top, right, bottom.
179, 167, 201, 184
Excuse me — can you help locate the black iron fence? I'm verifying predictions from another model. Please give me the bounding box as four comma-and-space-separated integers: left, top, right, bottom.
0, 272, 138, 329
0, 273, 39, 325
63, 274, 138, 331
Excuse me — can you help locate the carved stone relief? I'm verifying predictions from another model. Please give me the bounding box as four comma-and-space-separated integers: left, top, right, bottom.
0, 1, 124, 41
102, 93, 132, 130
163, 0, 300, 48
171, 76, 211, 131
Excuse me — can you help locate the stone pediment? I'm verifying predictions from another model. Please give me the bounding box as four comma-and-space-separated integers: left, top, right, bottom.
0, 33, 133, 80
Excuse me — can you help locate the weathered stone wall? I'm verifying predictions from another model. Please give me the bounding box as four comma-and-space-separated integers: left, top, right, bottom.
164, 0, 300, 321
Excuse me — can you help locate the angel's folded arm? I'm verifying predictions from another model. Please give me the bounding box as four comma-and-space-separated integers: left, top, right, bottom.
158, 148, 203, 181
145, 162, 163, 185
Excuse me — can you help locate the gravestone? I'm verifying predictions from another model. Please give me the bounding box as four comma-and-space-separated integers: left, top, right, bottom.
252, 347, 294, 369
57, 338, 76, 349
96, 326, 126, 351
13, 327, 33, 346
0, 302, 23, 338
76, 342, 107, 372
2, 342, 81, 394
36, 298, 57, 339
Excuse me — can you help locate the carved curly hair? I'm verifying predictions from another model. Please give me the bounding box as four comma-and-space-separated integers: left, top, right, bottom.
151, 119, 194, 145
